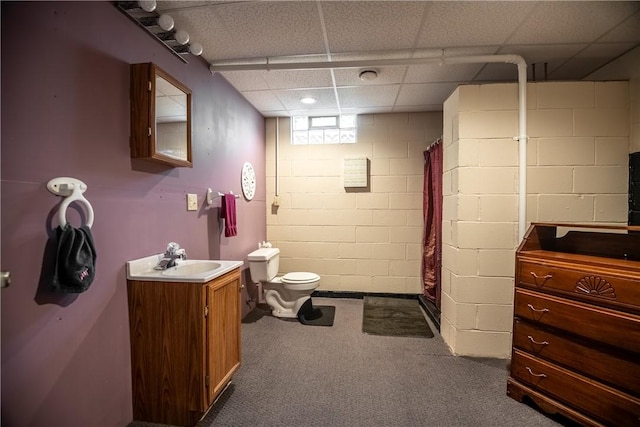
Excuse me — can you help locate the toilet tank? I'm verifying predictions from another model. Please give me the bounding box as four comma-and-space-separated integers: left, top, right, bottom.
247, 247, 280, 282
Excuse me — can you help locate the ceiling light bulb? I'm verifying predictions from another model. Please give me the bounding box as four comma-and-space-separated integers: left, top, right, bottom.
175, 29, 190, 45
158, 14, 174, 31
138, 0, 156, 12
359, 69, 378, 81
300, 97, 317, 105
189, 42, 203, 56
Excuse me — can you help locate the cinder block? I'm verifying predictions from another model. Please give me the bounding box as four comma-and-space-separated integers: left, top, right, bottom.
389, 259, 420, 277
371, 176, 407, 192
388, 192, 422, 210
478, 250, 516, 277
458, 195, 479, 221
389, 157, 424, 175
479, 195, 518, 221
458, 167, 517, 194
537, 195, 595, 222
476, 304, 514, 331
536, 81, 595, 109
356, 226, 390, 243
458, 139, 478, 166
478, 139, 518, 167
595, 81, 629, 109
594, 194, 629, 222
595, 137, 630, 165
339, 243, 373, 259
373, 140, 409, 159
573, 166, 628, 193
528, 109, 574, 137
356, 193, 389, 209
452, 276, 514, 304
526, 166, 573, 194
355, 259, 389, 276
371, 243, 406, 260
457, 222, 517, 249
390, 226, 423, 244
372, 210, 408, 226
537, 137, 595, 166
574, 108, 630, 137
459, 111, 518, 139
453, 330, 512, 358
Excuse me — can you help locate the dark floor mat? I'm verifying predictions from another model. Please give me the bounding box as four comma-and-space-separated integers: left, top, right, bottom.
362, 296, 434, 338
298, 299, 335, 326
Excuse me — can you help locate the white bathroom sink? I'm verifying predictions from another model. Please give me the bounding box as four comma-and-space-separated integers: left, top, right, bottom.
162, 260, 222, 276
126, 255, 243, 283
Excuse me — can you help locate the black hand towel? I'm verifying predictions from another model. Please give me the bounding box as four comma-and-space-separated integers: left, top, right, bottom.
51, 224, 97, 293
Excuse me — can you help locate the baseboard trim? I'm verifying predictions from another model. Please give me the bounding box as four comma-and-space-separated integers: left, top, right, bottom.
311, 290, 441, 332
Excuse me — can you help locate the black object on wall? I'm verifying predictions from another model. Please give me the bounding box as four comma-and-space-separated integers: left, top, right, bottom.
630, 152, 640, 225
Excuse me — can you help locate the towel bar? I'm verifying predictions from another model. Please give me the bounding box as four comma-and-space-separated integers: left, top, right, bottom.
47, 177, 94, 228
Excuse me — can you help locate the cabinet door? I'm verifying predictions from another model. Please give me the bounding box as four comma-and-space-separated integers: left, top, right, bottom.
206, 270, 241, 405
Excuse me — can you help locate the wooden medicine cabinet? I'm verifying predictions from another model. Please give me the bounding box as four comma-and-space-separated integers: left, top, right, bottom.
130, 62, 192, 167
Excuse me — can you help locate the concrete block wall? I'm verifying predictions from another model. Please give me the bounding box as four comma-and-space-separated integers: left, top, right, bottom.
265, 113, 442, 294
442, 81, 630, 358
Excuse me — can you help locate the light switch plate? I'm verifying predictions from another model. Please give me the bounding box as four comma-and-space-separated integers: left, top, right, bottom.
187, 193, 198, 211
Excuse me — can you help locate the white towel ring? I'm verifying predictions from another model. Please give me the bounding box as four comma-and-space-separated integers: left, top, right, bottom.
47, 177, 94, 229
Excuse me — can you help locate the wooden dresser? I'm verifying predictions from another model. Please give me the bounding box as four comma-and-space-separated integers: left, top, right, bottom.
507, 223, 640, 426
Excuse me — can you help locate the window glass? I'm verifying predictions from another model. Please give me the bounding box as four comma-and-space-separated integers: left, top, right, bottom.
291, 115, 357, 145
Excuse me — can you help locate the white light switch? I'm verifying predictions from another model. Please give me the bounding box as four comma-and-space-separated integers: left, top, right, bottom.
187, 193, 198, 211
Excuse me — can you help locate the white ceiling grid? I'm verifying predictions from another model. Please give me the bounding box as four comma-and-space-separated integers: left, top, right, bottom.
155, 1, 640, 117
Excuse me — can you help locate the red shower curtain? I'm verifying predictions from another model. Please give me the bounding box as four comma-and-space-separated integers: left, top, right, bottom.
422, 141, 443, 307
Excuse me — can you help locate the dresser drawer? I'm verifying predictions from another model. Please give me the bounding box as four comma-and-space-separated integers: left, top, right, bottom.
513, 319, 640, 396
518, 259, 640, 313
514, 289, 640, 353
511, 350, 640, 427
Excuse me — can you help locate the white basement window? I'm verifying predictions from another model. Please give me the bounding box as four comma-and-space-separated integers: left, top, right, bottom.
292, 115, 357, 145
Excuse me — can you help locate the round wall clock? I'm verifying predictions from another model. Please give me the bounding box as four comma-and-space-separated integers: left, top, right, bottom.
241, 162, 256, 200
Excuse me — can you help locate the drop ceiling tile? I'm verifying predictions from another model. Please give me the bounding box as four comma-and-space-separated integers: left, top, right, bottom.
241, 90, 285, 113
337, 85, 401, 108
262, 69, 334, 90
549, 42, 638, 80
273, 88, 337, 111
473, 63, 522, 82
321, 1, 428, 53
396, 83, 459, 106
166, 2, 326, 61
416, 2, 535, 48
219, 71, 270, 91
508, 2, 640, 45
334, 66, 407, 87
404, 63, 483, 84
600, 10, 640, 43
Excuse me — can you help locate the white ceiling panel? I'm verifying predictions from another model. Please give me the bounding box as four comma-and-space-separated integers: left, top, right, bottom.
508, 2, 640, 45
219, 71, 271, 91
128, 1, 640, 117
338, 85, 401, 108
396, 83, 459, 106
334, 66, 407, 87
416, 2, 536, 48
274, 88, 338, 111
262, 69, 334, 90
321, 1, 428, 53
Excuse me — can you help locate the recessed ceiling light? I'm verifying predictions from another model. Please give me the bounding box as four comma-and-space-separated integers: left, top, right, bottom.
300, 97, 318, 105
359, 69, 378, 81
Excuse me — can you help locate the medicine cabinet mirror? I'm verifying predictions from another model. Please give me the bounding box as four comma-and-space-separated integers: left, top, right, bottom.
130, 62, 192, 167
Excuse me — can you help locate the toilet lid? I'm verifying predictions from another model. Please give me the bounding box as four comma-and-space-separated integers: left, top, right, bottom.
281, 272, 319, 284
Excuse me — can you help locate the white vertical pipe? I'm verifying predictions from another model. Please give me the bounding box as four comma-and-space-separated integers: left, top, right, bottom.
275, 117, 279, 197
516, 62, 528, 242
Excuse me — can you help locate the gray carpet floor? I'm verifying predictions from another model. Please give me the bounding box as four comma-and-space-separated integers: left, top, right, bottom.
132, 297, 562, 427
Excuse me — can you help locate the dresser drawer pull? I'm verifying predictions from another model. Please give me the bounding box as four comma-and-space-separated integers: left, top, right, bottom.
527, 304, 549, 314
530, 272, 553, 287
525, 367, 547, 378
527, 335, 549, 346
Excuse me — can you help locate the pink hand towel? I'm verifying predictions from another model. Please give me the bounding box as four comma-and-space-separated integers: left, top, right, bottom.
220, 193, 237, 237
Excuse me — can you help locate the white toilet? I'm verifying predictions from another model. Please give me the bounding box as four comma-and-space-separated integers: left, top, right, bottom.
247, 247, 320, 319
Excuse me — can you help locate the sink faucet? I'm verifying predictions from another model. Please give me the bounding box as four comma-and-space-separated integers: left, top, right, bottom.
154, 242, 187, 270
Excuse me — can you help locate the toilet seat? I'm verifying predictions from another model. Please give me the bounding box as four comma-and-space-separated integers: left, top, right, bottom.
281, 272, 320, 284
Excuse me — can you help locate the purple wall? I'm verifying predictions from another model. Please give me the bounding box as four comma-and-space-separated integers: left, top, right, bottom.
1, 2, 265, 426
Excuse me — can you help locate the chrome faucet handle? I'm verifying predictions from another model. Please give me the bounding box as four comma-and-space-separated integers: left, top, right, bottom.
165, 242, 180, 256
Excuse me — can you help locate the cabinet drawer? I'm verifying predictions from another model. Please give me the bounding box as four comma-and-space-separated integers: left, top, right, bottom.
511, 349, 640, 427
518, 259, 640, 313
514, 289, 640, 353
514, 319, 640, 396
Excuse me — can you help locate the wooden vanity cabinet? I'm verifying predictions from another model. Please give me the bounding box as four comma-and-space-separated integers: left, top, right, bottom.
508, 223, 640, 426
127, 268, 241, 426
